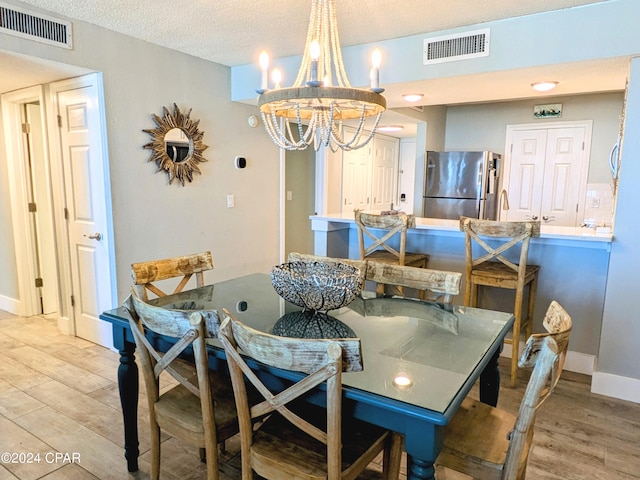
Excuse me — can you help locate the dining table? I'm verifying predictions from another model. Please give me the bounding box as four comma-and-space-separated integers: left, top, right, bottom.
100, 272, 513, 480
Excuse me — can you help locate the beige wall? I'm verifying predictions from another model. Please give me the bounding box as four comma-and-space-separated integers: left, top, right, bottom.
0, 0, 281, 305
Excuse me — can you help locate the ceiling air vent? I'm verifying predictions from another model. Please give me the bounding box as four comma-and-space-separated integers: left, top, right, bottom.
423, 28, 489, 65
0, 2, 72, 49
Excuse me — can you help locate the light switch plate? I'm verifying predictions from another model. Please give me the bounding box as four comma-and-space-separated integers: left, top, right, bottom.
227, 194, 235, 208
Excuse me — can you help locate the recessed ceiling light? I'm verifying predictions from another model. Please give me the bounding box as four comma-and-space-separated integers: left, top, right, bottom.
377, 125, 404, 132
531, 81, 558, 92
402, 93, 424, 102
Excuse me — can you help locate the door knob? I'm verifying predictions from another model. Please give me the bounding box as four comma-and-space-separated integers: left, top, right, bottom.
530, 215, 539, 221
84, 232, 102, 241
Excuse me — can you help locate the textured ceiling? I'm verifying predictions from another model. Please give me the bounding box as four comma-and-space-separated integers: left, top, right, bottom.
1, 0, 625, 137
14, 0, 608, 66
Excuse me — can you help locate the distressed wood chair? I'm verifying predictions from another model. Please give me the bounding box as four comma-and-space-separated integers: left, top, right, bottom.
218, 310, 403, 480
355, 210, 429, 295
365, 260, 462, 303
460, 216, 541, 386
123, 292, 238, 480
131, 251, 214, 301
437, 301, 572, 480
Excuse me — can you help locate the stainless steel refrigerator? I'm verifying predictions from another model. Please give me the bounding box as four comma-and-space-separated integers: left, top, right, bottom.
422, 151, 501, 220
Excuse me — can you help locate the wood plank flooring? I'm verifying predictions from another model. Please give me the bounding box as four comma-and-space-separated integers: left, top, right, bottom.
1, 310, 639, 479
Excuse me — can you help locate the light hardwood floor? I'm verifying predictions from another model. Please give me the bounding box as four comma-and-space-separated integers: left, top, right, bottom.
0, 310, 639, 479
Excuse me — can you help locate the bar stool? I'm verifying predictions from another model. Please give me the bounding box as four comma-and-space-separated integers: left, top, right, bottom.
355, 210, 429, 295
460, 216, 540, 387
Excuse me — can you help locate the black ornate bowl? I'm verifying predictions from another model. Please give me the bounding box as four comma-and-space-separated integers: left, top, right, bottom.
270, 261, 363, 312
272, 311, 357, 339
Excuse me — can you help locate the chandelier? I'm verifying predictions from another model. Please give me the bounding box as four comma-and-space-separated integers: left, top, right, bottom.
256, 0, 386, 152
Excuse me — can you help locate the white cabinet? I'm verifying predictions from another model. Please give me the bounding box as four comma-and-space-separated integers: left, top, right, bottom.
502, 121, 591, 226
342, 132, 399, 213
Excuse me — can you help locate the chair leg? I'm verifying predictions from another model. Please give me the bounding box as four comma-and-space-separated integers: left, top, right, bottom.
511, 285, 525, 387
525, 277, 538, 340
464, 279, 473, 306
383, 432, 404, 480
150, 423, 161, 480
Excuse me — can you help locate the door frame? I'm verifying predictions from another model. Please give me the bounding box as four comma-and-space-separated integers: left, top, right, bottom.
1, 85, 53, 316
502, 120, 593, 224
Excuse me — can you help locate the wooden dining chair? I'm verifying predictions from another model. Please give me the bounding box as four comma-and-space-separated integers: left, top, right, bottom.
131, 251, 214, 301
436, 301, 572, 480
218, 309, 403, 480
365, 260, 462, 303
355, 210, 429, 296
460, 216, 541, 386
123, 292, 238, 480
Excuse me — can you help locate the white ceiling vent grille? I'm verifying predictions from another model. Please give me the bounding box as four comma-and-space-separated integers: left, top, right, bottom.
423, 28, 489, 65
0, 2, 72, 49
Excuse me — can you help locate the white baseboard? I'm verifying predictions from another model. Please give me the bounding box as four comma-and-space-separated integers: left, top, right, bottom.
0, 295, 20, 314
591, 371, 640, 404
500, 341, 595, 375
57, 316, 72, 335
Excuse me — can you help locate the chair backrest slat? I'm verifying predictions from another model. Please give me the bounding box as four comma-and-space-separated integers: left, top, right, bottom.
364, 261, 461, 303
287, 252, 367, 282
131, 251, 214, 301
355, 210, 414, 264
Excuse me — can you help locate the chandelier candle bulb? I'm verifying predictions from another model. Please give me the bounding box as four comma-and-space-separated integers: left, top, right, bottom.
259, 51, 269, 92
370, 49, 381, 90
272, 68, 282, 89
309, 40, 321, 86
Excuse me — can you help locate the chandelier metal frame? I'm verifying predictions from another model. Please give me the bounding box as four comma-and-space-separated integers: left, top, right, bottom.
257, 0, 386, 151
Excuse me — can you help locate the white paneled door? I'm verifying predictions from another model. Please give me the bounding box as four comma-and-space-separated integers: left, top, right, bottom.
371, 136, 398, 211
51, 74, 115, 347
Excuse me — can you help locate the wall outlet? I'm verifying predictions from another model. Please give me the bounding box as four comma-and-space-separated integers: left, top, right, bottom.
287, 190, 293, 201
226, 194, 235, 208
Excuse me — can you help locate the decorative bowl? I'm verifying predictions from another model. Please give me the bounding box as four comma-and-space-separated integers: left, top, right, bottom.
270, 261, 363, 312
272, 311, 357, 339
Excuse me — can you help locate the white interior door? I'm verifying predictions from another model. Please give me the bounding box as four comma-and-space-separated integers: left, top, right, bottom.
541, 127, 587, 225
504, 129, 547, 222
342, 145, 371, 211
25, 102, 58, 314
398, 140, 416, 214
371, 136, 399, 211
51, 74, 115, 347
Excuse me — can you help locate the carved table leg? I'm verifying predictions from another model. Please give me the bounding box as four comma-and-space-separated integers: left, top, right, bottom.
479, 346, 501, 407
117, 340, 139, 472
407, 455, 436, 480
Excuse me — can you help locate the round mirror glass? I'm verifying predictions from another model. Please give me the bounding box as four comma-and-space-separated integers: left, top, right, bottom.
164, 127, 193, 163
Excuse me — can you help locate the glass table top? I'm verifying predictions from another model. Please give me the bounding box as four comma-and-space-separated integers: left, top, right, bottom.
151, 273, 513, 415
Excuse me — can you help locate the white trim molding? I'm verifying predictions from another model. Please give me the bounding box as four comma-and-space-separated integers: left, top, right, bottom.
592, 371, 640, 404
501, 341, 596, 376
0, 294, 19, 314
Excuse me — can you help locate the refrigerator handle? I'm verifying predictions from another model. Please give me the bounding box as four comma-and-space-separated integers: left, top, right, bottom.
476, 163, 483, 217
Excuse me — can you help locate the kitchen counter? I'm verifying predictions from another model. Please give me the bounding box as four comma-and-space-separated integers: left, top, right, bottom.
311, 212, 613, 246
308, 212, 613, 369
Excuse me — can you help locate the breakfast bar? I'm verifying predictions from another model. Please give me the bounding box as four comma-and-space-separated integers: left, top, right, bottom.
310, 213, 613, 368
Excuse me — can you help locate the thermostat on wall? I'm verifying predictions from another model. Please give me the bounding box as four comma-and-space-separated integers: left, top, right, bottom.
235, 156, 247, 169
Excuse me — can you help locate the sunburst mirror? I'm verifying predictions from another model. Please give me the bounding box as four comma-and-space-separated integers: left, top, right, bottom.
143, 104, 208, 185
